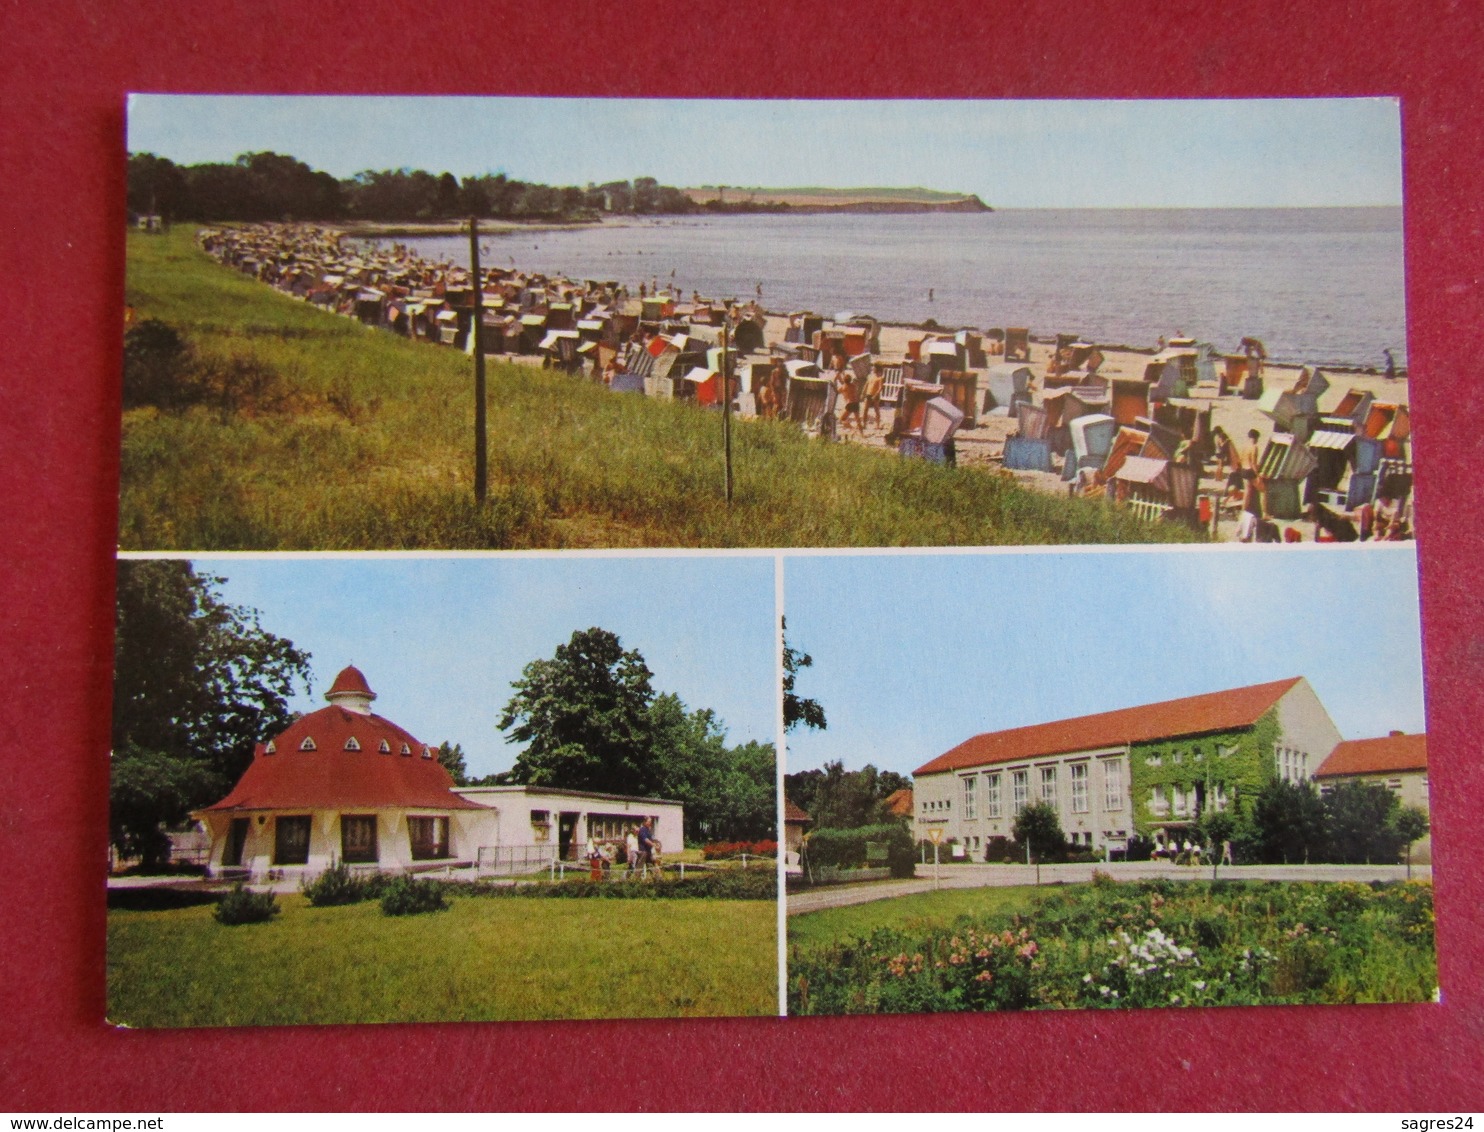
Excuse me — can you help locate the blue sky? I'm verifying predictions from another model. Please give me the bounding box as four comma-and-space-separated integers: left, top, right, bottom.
784, 545, 1426, 776
127, 96, 1403, 209
187, 554, 778, 779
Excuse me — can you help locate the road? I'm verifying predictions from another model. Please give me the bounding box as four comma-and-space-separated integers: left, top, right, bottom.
786, 860, 1431, 915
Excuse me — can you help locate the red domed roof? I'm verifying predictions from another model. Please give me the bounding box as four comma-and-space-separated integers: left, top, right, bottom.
326, 665, 375, 699
203, 704, 484, 813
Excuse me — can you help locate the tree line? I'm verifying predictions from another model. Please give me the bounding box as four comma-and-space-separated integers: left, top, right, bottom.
127, 150, 712, 224
110, 562, 774, 868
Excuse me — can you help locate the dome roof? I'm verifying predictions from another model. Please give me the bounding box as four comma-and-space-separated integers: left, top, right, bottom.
203, 702, 484, 813
327, 664, 374, 698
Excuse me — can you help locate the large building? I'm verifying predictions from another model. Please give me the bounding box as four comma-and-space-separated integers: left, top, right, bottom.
1316, 731, 1430, 861
912, 677, 1347, 858
195, 665, 683, 878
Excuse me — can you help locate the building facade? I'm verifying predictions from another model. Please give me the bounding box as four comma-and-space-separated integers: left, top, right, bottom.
195, 665, 683, 879
912, 677, 1344, 858
1315, 731, 1430, 860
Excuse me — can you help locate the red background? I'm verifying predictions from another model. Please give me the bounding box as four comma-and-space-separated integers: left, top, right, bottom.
3, 0, 1482, 1111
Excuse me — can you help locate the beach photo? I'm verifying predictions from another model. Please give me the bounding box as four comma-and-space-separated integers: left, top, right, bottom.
781, 546, 1434, 1015
107, 554, 781, 1026
121, 96, 1412, 551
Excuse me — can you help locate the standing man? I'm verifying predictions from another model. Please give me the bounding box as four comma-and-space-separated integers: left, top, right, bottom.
637, 818, 656, 872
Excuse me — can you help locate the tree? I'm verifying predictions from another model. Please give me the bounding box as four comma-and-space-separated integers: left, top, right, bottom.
1013, 801, 1065, 862
1200, 810, 1236, 879
500, 627, 659, 795
1323, 781, 1406, 864
1392, 806, 1430, 879
1251, 778, 1327, 864
436, 741, 469, 786
111, 560, 311, 866
782, 618, 826, 734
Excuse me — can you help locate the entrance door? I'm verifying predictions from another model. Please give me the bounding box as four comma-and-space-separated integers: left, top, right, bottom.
223, 817, 249, 867
558, 812, 578, 861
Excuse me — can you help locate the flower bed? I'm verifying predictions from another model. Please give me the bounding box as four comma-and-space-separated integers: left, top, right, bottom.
701, 840, 778, 860
789, 878, 1435, 1014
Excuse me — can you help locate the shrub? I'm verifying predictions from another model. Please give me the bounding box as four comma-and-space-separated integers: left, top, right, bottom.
213, 883, 280, 925
811, 824, 914, 876
380, 875, 449, 916
1123, 835, 1155, 862
303, 861, 368, 907
983, 836, 1019, 863
123, 319, 193, 410
468, 869, 777, 901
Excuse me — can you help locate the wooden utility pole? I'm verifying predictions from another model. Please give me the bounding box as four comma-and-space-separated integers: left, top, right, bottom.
469, 218, 488, 504
722, 313, 734, 503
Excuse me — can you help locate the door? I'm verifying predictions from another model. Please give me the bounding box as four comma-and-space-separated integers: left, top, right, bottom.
223, 817, 249, 867
558, 812, 578, 861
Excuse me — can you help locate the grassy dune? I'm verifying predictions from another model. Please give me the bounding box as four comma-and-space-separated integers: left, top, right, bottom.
108, 894, 776, 1026
121, 229, 1198, 550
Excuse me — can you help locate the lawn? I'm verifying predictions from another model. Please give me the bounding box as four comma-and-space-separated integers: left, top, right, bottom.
108, 893, 777, 1027
120, 228, 1200, 550
788, 878, 1436, 1014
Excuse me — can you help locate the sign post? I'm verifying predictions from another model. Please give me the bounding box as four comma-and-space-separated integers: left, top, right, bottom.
928, 827, 942, 890
468, 217, 488, 505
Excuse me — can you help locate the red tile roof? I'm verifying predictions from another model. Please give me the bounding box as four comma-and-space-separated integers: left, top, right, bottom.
915, 678, 1303, 776
883, 787, 914, 817
203, 704, 484, 813
783, 798, 811, 824
1316, 733, 1427, 778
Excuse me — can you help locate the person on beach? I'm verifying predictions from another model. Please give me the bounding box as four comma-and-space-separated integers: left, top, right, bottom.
836, 363, 863, 435
862, 366, 885, 429
1384, 348, 1397, 379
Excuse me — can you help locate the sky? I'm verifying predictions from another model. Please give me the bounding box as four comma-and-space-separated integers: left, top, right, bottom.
127, 96, 1403, 209
784, 544, 1426, 776
186, 553, 778, 779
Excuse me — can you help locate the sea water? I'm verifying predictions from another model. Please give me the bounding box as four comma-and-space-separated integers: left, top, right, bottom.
384, 208, 1406, 369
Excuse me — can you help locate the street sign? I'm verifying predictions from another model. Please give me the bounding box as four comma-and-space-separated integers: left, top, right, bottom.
928, 828, 942, 844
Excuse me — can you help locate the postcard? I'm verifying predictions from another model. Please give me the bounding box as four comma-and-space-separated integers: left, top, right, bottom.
111, 94, 1433, 1028
782, 545, 1434, 1014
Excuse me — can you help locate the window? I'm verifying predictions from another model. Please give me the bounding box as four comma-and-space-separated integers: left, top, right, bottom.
1145, 753, 1162, 767
299, 736, 317, 752
530, 810, 550, 842
378, 739, 391, 753
963, 775, 977, 820
1213, 783, 1229, 811
1104, 759, 1124, 811
340, 815, 378, 863
1070, 763, 1089, 812
1151, 785, 1168, 815
1012, 770, 1029, 815
400, 742, 411, 757
1172, 750, 1184, 765
408, 816, 450, 860
344, 736, 360, 751
274, 815, 312, 865
1172, 786, 1187, 816
264, 740, 276, 754
1039, 766, 1057, 804
985, 773, 1002, 818
421, 746, 433, 759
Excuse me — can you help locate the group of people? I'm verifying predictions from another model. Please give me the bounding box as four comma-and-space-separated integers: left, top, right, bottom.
585, 820, 659, 880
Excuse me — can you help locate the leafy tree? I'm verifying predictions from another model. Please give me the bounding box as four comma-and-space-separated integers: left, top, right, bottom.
782, 618, 826, 734
1392, 806, 1430, 878
436, 741, 469, 786
785, 761, 903, 831
1323, 781, 1405, 864
111, 560, 311, 865
126, 152, 189, 220
1251, 778, 1327, 864
1200, 810, 1236, 879
1012, 801, 1065, 862
500, 627, 659, 794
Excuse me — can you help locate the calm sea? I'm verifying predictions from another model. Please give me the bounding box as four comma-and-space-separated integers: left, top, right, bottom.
385, 208, 1407, 369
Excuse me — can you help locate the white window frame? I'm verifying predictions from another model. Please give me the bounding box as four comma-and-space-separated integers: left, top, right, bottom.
1070, 763, 1089, 813
1012, 770, 1029, 815
1039, 765, 1057, 804
985, 773, 1002, 819
962, 775, 977, 820
1104, 758, 1124, 811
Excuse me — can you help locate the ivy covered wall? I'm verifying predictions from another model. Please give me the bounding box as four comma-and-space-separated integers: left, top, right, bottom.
1129, 709, 1280, 834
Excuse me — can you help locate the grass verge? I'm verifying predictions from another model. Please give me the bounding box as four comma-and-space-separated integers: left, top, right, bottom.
121, 228, 1201, 550
108, 893, 776, 1026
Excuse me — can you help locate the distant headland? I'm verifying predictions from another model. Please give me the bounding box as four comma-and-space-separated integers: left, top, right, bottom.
684, 186, 992, 214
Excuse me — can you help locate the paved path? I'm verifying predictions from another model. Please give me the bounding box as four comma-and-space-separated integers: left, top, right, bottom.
786, 861, 1431, 915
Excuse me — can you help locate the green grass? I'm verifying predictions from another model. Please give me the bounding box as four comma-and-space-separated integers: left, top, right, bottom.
107, 893, 776, 1027
121, 228, 1201, 550
789, 886, 1035, 950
